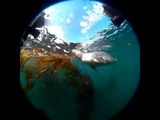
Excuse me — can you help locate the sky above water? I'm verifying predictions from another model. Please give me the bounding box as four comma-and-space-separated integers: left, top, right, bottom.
42, 0, 112, 43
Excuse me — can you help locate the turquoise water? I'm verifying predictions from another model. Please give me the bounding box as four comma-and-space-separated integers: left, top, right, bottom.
71, 21, 140, 120
20, 20, 140, 120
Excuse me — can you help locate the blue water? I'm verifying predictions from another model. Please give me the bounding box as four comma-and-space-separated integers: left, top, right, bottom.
20, 21, 140, 120
71, 21, 140, 120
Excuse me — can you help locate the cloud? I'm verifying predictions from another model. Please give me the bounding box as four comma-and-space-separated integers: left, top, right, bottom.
44, 7, 55, 14
67, 18, 71, 23
80, 1, 104, 34
83, 6, 87, 10
80, 21, 88, 27
44, 6, 60, 15
47, 26, 64, 39
92, 1, 104, 14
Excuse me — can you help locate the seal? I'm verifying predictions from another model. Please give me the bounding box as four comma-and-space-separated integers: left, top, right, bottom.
72, 49, 117, 69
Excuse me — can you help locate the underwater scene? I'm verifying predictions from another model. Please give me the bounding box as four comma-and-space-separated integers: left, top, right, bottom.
20, 0, 140, 120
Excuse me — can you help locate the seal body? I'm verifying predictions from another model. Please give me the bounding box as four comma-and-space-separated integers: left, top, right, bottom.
72, 49, 116, 66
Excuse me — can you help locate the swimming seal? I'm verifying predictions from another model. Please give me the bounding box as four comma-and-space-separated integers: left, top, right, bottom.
72, 49, 117, 69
